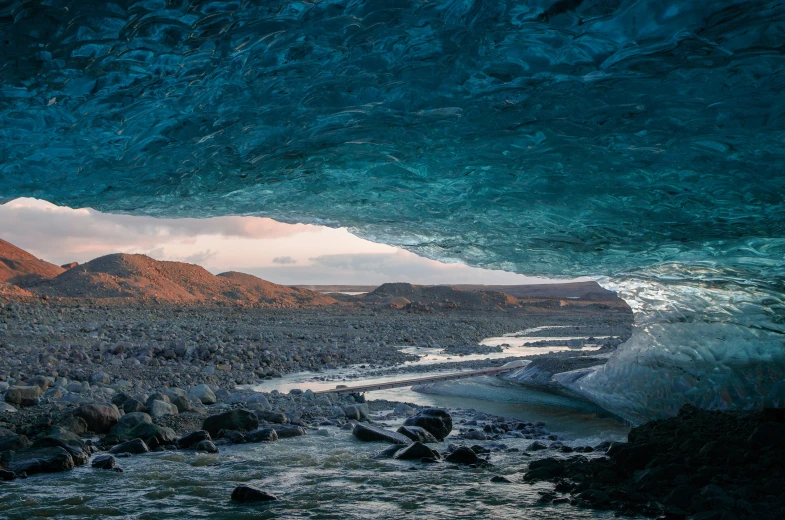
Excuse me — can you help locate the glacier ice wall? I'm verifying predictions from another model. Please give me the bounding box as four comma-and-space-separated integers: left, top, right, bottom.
1, 0, 784, 420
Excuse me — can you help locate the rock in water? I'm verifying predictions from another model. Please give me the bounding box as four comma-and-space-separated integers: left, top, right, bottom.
202, 409, 258, 437
445, 446, 479, 465
397, 425, 438, 443
195, 440, 218, 453
109, 438, 149, 455
402, 409, 452, 440
0, 434, 30, 452
352, 423, 412, 445
71, 404, 121, 434
255, 410, 287, 424
4, 386, 42, 407
177, 430, 212, 449
231, 485, 279, 503
0, 469, 15, 481
246, 428, 278, 443
6, 446, 75, 475
91, 454, 116, 470
394, 442, 441, 460
270, 425, 306, 439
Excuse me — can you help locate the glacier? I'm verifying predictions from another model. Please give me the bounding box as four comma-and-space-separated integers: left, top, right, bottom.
1, 0, 784, 422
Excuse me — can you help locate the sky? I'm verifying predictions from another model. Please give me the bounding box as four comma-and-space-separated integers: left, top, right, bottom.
0, 198, 579, 286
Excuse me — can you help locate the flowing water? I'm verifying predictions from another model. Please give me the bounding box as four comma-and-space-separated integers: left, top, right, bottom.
0, 332, 631, 519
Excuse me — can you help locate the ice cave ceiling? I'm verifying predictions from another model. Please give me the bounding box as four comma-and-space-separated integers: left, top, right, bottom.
1, 0, 784, 421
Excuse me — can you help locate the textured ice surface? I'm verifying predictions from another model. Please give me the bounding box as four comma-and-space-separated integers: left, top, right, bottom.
1, 1, 784, 420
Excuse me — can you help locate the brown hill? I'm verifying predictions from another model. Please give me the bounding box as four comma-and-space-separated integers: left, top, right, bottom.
0, 238, 65, 285
364, 282, 518, 310
31, 253, 337, 307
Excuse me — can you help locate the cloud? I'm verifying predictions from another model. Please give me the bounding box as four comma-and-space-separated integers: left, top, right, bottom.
272, 256, 297, 265
234, 252, 556, 286
0, 198, 317, 264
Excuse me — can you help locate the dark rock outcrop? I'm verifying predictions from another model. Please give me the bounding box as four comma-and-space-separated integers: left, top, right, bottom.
445, 446, 478, 465
352, 423, 412, 445
393, 442, 441, 460
397, 425, 438, 444
202, 409, 258, 437
109, 438, 149, 455
231, 484, 280, 503
92, 454, 116, 470
402, 409, 452, 440
71, 404, 120, 434
177, 430, 211, 449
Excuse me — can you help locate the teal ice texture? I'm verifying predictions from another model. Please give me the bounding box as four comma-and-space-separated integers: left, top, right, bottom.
1, 0, 784, 421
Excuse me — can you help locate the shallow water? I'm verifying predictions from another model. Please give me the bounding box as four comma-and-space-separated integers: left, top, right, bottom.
0, 415, 631, 520
0, 331, 630, 519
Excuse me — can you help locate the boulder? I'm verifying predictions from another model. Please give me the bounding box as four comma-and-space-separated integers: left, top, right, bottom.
352, 423, 412, 445
394, 441, 441, 460
343, 404, 369, 421
57, 415, 89, 435
171, 396, 193, 413
202, 409, 258, 437
6, 446, 75, 475
246, 428, 278, 443
195, 440, 218, 453
32, 427, 90, 466
217, 429, 247, 444
189, 384, 217, 405
0, 403, 17, 413
526, 441, 548, 451
177, 430, 212, 449
92, 454, 116, 470
110, 438, 149, 455
116, 422, 177, 445
149, 400, 178, 418
445, 446, 479, 465
4, 386, 42, 407
397, 425, 438, 443
71, 404, 121, 433
0, 434, 30, 452
271, 425, 307, 439
231, 484, 279, 503
256, 410, 288, 424
402, 409, 452, 440
122, 398, 146, 414
0, 469, 14, 481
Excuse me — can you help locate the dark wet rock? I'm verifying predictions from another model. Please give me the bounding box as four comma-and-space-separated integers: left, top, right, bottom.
217, 429, 246, 444
112, 412, 152, 434
171, 396, 193, 413
57, 415, 89, 436
0, 469, 15, 481
246, 427, 278, 443
177, 430, 211, 449
231, 484, 280, 503
195, 440, 218, 453
270, 425, 307, 438
445, 446, 478, 465
31, 427, 90, 466
110, 438, 149, 455
374, 444, 404, 459
5, 446, 75, 475
0, 433, 30, 452
256, 410, 287, 424
122, 398, 146, 414
71, 404, 121, 434
526, 440, 548, 451
490, 475, 512, 483
110, 422, 177, 445
4, 386, 42, 407
394, 441, 440, 460
91, 454, 116, 470
352, 423, 412, 445
397, 425, 438, 443
202, 409, 258, 437
403, 408, 452, 440
463, 430, 488, 440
